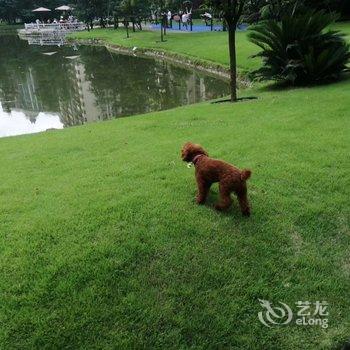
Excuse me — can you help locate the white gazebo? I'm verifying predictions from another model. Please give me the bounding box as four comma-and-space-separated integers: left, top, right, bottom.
21, 5, 84, 35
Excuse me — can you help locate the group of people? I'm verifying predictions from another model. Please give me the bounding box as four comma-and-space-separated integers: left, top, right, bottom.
163, 9, 192, 29
35, 15, 78, 26
153, 10, 213, 30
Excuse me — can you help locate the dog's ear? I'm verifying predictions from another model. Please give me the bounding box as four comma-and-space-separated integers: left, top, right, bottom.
181, 142, 192, 161
181, 142, 208, 162
196, 144, 208, 157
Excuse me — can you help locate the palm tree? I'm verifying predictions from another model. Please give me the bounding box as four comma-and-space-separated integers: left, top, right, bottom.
249, 10, 350, 85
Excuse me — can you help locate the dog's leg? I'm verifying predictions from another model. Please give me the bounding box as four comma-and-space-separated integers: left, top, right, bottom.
236, 186, 250, 217
196, 177, 210, 204
215, 183, 232, 211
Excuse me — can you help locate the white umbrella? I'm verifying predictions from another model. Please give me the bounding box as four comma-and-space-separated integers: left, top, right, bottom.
55, 5, 72, 11
32, 7, 51, 12
43, 52, 57, 56
65, 55, 80, 60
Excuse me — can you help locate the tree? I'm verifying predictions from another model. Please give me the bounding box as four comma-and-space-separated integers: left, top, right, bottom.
115, 0, 149, 36
0, 0, 36, 24
250, 0, 350, 22
75, 0, 109, 29
150, 0, 166, 42
206, 0, 247, 102
150, 0, 179, 42
114, 0, 148, 38
0, 0, 75, 24
0, 0, 19, 23
249, 10, 350, 85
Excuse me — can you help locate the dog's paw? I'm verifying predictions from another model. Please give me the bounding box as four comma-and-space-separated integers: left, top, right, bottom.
196, 197, 206, 205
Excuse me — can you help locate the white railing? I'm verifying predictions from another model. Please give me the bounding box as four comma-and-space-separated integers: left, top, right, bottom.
24, 22, 85, 32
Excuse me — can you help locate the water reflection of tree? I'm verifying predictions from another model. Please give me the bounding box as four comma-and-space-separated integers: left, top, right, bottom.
0, 35, 36, 113
78, 46, 183, 118
0, 36, 88, 126
0, 35, 229, 128
78, 46, 229, 118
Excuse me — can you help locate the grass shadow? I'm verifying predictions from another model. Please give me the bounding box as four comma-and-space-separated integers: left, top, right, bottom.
211, 96, 258, 104
203, 189, 246, 219
255, 72, 350, 93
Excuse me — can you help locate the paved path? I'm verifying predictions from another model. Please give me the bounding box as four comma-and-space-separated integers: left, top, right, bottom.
149, 23, 248, 33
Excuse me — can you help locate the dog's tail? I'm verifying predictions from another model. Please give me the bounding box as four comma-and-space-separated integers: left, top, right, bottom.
241, 169, 252, 181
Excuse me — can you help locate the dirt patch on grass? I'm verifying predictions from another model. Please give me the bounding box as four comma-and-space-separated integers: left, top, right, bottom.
290, 228, 304, 256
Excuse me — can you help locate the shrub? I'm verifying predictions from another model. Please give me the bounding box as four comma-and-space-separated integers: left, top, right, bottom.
248, 10, 350, 85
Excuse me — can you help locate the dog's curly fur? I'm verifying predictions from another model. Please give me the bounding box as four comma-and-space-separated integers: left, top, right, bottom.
181, 142, 252, 217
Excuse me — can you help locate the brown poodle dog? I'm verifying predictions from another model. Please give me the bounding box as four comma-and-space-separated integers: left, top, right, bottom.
181, 142, 252, 217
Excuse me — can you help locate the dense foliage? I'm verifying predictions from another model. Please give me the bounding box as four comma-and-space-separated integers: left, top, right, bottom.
249, 10, 350, 85
244, 0, 350, 23
0, 0, 70, 23
0, 0, 349, 24
0, 0, 190, 24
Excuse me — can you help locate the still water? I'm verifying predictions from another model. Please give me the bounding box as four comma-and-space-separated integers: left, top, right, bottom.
0, 33, 229, 138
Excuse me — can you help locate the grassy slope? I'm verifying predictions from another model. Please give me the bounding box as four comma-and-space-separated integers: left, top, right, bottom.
1, 23, 350, 349
72, 28, 260, 73
71, 22, 350, 73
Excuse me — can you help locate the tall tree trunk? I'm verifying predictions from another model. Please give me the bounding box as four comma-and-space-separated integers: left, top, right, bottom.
163, 16, 167, 36
227, 23, 237, 102
125, 20, 129, 38
160, 17, 164, 42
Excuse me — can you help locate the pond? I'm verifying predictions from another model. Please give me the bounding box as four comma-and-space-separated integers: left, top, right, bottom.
0, 33, 229, 138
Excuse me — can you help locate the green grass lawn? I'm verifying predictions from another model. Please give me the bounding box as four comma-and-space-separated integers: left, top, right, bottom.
71, 27, 260, 73
71, 21, 350, 74
1, 22, 350, 349
0, 23, 23, 32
